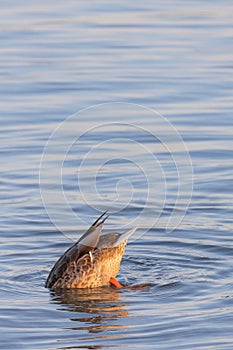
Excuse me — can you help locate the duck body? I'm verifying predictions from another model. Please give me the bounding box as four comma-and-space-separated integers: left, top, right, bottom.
45, 212, 135, 289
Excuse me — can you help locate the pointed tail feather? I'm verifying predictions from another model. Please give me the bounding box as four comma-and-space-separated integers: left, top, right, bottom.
92, 210, 108, 227
76, 211, 109, 248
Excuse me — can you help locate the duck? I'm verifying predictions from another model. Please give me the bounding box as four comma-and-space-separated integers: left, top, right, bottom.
45, 211, 136, 289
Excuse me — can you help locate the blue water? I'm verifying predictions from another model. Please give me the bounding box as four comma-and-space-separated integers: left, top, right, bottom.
1, 1, 233, 349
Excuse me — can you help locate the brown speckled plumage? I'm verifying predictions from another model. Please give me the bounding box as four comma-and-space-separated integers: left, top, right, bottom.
50, 242, 126, 289
45, 213, 135, 289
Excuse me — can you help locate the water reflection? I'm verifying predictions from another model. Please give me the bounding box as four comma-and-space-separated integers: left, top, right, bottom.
50, 287, 128, 334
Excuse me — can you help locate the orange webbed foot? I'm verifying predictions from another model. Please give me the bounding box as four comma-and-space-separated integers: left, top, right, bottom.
109, 277, 150, 290
109, 277, 124, 289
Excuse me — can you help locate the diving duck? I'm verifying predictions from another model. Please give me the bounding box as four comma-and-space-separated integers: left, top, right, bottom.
45, 212, 136, 289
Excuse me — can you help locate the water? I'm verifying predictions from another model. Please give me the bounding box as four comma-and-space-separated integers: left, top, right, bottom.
1, 1, 233, 349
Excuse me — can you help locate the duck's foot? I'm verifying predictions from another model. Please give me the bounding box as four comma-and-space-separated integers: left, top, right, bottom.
109, 277, 123, 289
109, 277, 150, 290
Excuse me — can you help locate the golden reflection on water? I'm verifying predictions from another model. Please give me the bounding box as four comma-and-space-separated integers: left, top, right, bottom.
50, 287, 128, 335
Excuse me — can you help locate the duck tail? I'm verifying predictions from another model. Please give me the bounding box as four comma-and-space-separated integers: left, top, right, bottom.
92, 211, 109, 227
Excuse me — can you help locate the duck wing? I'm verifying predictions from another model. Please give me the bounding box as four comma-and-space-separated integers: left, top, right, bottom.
98, 227, 137, 248
45, 211, 108, 288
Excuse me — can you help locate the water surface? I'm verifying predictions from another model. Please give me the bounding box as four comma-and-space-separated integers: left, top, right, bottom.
1, 1, 233, 349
